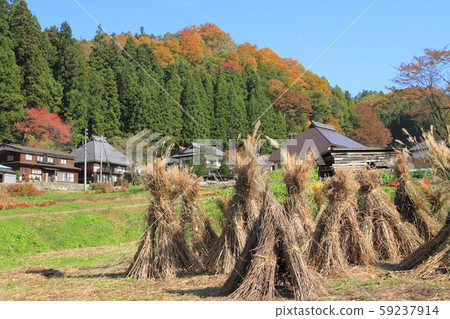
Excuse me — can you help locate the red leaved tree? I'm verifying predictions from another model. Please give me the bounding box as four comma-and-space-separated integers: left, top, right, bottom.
352, 104, 392, 147
14, 107, 72, 148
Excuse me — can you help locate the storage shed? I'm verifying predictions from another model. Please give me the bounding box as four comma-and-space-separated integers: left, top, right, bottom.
0, 164, 17, 183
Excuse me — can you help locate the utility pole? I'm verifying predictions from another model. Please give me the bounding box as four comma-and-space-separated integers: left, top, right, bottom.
288, 132, 297, 139
99, 136, 103, 183
84, 129, 88, 191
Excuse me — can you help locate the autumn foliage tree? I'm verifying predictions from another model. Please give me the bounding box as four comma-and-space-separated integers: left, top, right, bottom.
14, 107, 72, 148
177, 26, 206, 64
391, 48, 450, 143
352, 104, 392, 147
198, 23, 235, 52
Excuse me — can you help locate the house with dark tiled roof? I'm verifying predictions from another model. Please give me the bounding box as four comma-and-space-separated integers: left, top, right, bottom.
269, 121, 365, 163
0, 144, 80, 183
170, 142, 224, 169
70, 136, 131, 183
409, 140, 444, 168
269, 121, 396, 177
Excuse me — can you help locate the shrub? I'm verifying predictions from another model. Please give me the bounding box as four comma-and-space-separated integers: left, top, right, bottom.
90, 182, 114, 193
116, 179, 130, 192
218, 163, 231, 175
410, 169, 433, 179
5, 184, 44, 197
193, 162, 209, 176
379, 170, 396, 186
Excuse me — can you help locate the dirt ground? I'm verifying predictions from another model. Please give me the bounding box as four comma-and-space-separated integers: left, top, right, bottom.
0, 244, 448, 301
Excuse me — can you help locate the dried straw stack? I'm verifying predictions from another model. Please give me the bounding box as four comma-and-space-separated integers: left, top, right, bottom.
282, 149, 315, 237
357, 169, 420, 261
233, 127, 265, 231
220, 185, 317, 301
181, 176, 219, 260
308, 169, 377, 273
204, 127, 264, 274
126, 157, 201, 279
397, 129, 449, 276
393, 153, 440, 241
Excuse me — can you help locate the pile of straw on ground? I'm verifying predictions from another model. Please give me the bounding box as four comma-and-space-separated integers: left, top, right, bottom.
393, 153, 440, 241
220, 185, 317, 301
282, 150, 315, 237
126, 157, 201, 279
357, 169, 420, 261
308, 169, 377, 273
204, 128, 264, 274
397, 129, 449, 276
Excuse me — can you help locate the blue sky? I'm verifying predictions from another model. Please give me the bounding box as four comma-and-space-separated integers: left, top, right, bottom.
28, 0, 449, 96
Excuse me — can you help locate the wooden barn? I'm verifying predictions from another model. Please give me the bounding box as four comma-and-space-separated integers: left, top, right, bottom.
318, 146, 397, 178
269, 121, 366, 170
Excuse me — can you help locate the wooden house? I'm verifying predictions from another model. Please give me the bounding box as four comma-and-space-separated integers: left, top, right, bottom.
269, 121, 365, 169
269, 121, 397, 177
170, 143, 223, 169
0, 144, 80, 183
409, 140, 444, 169
70, 136, 131, 184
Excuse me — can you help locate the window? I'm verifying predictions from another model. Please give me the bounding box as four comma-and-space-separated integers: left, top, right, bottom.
25, 154, 33, 161
48, 157, 54, 163
7, 154, 13, 161
30, 169, 42, 181
37, 156, 44, 162
57, 172, 74, 182
23, 169, 29, 174
60, 159, 67, 165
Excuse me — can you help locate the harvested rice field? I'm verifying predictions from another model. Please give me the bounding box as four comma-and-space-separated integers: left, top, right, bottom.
0, 243, 448, 301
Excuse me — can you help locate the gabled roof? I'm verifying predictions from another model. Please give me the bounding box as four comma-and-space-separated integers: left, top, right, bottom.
70, 136, 131, 166
409, 140, 444, 152
0, 164, 16, 175
310, 120, 336, 131
269, 121, 365, 162
171, 142, 224, 159
0, 143, 74, 158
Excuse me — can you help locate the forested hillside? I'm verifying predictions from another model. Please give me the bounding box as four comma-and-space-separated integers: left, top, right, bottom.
1, 0, 445, 152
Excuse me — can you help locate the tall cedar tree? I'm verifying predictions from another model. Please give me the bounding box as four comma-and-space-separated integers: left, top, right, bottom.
0, 0, 24, 143
46, 22, 91, 144
161, 63, 183, 142
180, 71, 209, 144
9, 0, 61, 110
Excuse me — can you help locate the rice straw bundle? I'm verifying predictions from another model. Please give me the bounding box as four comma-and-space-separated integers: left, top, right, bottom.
393, 153, 440, 241
397, 128, 449, 276
126, 157, 201, 279
203, 195, 243, 274
220, 185, 317, 301
357, 169, 421, 261
233, 125, 265, 231
311, 182, 327, 217
308, 169, 377, 273
181, 175, 219, 259
282, 149, 315, 236
396, 214, 449, 276
204, 125, 264, 274
419, 182, 448, 221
